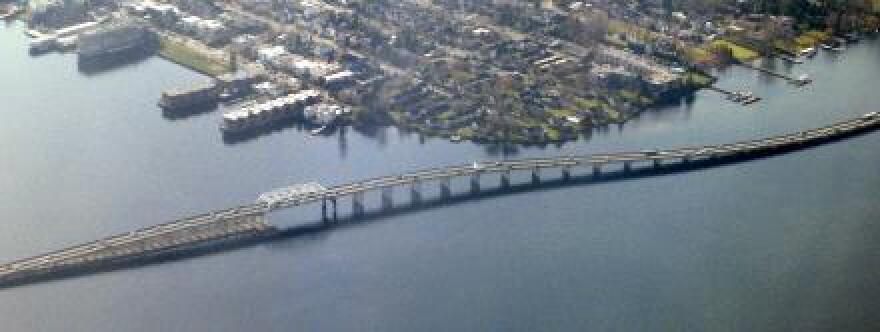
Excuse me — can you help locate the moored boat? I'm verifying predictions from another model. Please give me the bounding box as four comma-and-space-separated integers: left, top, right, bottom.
221, 90, 322, 134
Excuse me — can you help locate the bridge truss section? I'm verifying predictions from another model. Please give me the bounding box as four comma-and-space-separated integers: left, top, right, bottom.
257, 182, 326, 210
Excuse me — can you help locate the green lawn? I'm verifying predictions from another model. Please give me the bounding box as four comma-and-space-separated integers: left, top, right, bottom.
158, 37, 230, 77
685, 70, 714, 87
685, 46, 714, 64
547, 107, 578, 118
572, 97, 602, 110
711, 40, 760, 62
794, 30, 830, 49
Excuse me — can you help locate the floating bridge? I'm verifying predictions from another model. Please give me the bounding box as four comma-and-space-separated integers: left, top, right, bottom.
1, 113, 879, 287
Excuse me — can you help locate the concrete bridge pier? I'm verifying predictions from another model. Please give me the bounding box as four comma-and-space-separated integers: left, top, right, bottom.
592, 163, 602, 176
500, 170, 511, 188
561, 166, 571, 181
352, 192, 365, 215
410, 181, 422, 204
322, 196, 338, 221
440, 177, 451, 198
381, 187, 393, 209
531, 168, 541, 184
623, 161, 632, 172
652, 159, 661, 167
470, 173, 481, 193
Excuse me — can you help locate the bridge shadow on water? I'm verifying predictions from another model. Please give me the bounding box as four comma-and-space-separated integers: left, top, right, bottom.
2, 124, 875, 289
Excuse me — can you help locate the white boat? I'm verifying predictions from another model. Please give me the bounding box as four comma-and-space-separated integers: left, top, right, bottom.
0, 5, 20, 20
796, 74, 812, 84
310, 125, 333, 136
799, 47, 817, 58
29, 36, 56, 54
221, 90, 322, 134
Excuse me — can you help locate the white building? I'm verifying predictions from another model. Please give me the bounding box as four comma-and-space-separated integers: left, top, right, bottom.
257, 45, 288, 64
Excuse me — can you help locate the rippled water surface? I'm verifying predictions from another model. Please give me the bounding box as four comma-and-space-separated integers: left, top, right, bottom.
1, 21, 879, 331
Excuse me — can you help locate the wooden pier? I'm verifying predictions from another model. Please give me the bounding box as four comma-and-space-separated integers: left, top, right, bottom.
707, 86, 762, 105
738, 62, 812, 86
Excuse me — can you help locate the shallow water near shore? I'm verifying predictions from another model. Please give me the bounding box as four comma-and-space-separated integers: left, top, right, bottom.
1, 21, 879, 331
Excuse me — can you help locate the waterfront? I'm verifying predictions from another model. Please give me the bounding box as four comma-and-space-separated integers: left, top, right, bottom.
1, 20, 879, 331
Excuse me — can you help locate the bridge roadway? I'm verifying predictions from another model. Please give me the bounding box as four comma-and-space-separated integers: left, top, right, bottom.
264, 113, 880, 212
0, 112, 878, 286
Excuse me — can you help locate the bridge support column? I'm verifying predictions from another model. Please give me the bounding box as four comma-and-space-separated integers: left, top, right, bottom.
470, 173, 481, 193
592, 163, 602, 176
562, 166, 571, 181
500, 170, 510, 188
410, 181, 422, 204
381, 187, 393, 209
531, 168, 540, 184
440, 177, 451, 198
352, 192, 364, 216
322, 196, 338, 221
623, 161, 632, 172
652, 159, 661, 168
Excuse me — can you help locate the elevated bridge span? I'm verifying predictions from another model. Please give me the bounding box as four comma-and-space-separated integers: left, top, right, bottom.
0, 112, 878, 287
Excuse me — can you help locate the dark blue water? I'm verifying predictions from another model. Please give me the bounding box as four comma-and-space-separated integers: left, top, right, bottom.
1, 20, 879, 331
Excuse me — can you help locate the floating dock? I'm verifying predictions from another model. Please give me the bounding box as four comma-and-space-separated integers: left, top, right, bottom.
158, 81, 219, 111
707, 86, 762, 105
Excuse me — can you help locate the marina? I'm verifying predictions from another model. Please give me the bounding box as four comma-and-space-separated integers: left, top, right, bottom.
25, 21, 102, 54
220, 89, 321, 134
2, 5, 880, 331
707, 86, 762, 105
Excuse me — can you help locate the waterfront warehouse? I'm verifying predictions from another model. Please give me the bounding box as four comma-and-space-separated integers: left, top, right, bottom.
77, 21, 156, 62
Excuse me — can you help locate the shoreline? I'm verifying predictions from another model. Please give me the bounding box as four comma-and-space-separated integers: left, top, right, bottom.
7, 17, 876, 146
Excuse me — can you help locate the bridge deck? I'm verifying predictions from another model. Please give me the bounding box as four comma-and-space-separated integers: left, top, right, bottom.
266, 114, 880, 209
0, 113, 877, 287
0, 212, 274, 285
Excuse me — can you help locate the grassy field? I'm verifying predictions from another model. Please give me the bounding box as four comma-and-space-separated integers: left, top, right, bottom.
794, 30, 831, 49
775, 30, 831, 53
685, 70, 715, 87
684, 46, 714, 63
158, 36, 230, 77
572, 97, 602, 110
711, 39, 761, 62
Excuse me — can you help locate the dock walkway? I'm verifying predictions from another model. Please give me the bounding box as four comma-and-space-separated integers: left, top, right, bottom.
738, 62, 812, 86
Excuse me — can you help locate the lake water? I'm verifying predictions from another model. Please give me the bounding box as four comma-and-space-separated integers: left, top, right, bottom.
1, 20, 879, 331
